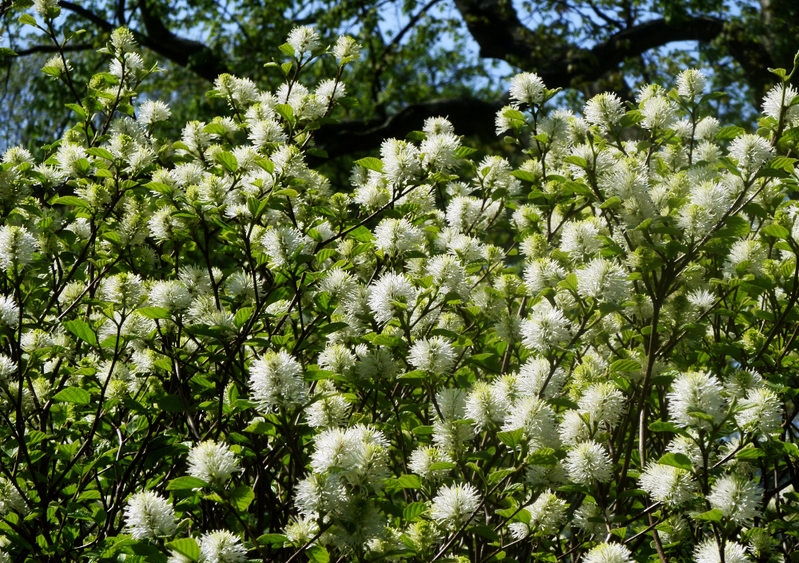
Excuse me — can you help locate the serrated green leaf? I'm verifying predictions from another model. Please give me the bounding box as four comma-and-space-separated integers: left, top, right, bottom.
388, 474, 421, 490
19, 14, 38, 26
736, 447, 765, 461
52, 195, 89, 209
166, 476, 207, 490
762, 223, 790, 239
694, 508, 724, 522
136, 306, 171, 319
64, 319, 97, 346
257, 533, 288, 547
215, 151, 238, 173
355, 156, 384, 173
230, 485, 254, 511
52, 386, 91, 406
403, 501, 427, 522
166, 538, 199, 561
306, 545, 329, 563
649, 420, 682, 433
497, 428, 524, 448
657, 452, 693, 471
511, 169, 538, 183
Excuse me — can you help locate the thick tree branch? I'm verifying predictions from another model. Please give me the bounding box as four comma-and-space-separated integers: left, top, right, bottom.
453, 0, 726, 89
59, 0, 229, 81
315, 97, 502, 157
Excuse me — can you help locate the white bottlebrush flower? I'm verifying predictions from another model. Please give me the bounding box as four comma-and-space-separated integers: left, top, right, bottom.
640, 95, 675, 130
124, 490, 176, 540
735, 387, 782, 435
187, 441, 240, 486
676, 69, 707, 100
724, 239, 766, 277
475, 155, 521, 196
380, 138, 421, 185
560, 218, 603, 258
728, 134, 773, 174
667, 371, 725, 430
0, 295, 19, 329
582, 542, 634, 563
248, 349, 307, 411
100, 272, 144, 310
638, 463, 697, 506
34, 0, 61, 18
694, 539, 751, 563
0, 354, 17, 380
762, 83, 799, 123
286, 26, 321, 57
502, 396, 558, 450
149, 280, 192, 312
520, 300, 572, 353
421, 130, 461, 171
565, 441, 612, 485
408, 336, 456, 375
408, 446, 453, 481
524, 257, 566, 293
138, 99, 171, 125
333, 35, 361, 63
261, 226, 311, 268
248, 118, 286, 147
526, 489, 567, 535
430, 483, 481, 531
317, 343, 356, 375
305, 382, 351, 428
516, 357, 566, 399
427, 254, 468, 297
509, 72, 546, 106
707, 474, 761, 525
373, 217, 424, 255
198, 529, 247, 563
576, 258, 630, 304
578, 382, 626, 429
584, 92, 625, 132
0, 225, 38, 271
464, 381, 507, 431
367, 272, 416, 325
687, 288, 715, 311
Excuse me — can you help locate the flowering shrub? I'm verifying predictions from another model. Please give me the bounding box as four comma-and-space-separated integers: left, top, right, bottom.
1, 4, 798, 563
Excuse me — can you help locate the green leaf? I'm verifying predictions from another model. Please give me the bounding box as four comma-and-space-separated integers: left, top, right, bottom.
274, 103, 294, 122
347, 225, 374, 243
693, 508, 724, 522
648, 420, 682, 434
87, 147, 115, 161
215, 151, 238, 173
230, 485, 254, 511
166, 476, 207, 490
511, 169, 537, 183
257, 533, 288, 547
53, 386, 91, 406
306, 545, 330, 563
63, 319, 98, 346
19, 14, 38, 26
136, 306, 171, 319
497, 428, 524, 449
355, 157, 384, 173
735, 447, 765, 461
166, 538, 200, 561
51, 195, 89, 209
387, 474, 422, 491
762, 223, 790, 239
657, 452, 692, 471
403, 501, 427, 522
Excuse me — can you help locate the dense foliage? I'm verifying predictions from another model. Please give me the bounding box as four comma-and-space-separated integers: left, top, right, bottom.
0, 3, 798, 562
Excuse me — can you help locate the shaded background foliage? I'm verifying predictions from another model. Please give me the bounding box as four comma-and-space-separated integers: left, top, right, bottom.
1, 0, 799, 155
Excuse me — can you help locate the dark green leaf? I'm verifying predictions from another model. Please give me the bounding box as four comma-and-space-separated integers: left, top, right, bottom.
53, 387, 91, 406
